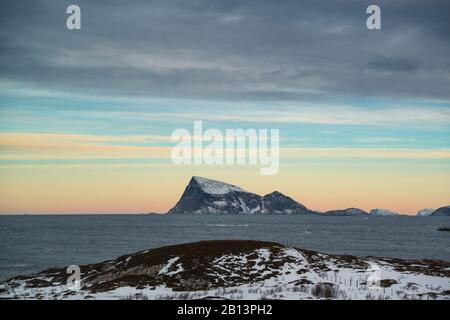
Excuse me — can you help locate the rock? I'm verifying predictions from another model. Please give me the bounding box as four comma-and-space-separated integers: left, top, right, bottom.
430, 206, 450, 216
324, 208, 369, 216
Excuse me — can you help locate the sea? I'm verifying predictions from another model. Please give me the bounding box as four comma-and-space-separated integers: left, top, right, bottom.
0, 214, 449, 281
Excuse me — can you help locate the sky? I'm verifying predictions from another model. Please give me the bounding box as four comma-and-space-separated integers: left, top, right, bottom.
0, 0, 449, 214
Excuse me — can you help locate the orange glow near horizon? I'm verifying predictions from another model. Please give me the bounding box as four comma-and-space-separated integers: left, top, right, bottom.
0, 133, 449, 215
1, 161, 449, 215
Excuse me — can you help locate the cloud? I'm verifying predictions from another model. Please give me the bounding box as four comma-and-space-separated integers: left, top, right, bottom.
111, 104, 450, 127
354, 137, 419, 143
1, 0, 450, 102
0, 133, 171, 145
0, 133, 171, 160
282, 147, 450, 160
366, 57, 421, 73
1, 132, 448, 162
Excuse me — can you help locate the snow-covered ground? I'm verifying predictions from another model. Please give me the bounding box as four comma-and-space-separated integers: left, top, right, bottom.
1, 240, 449, 300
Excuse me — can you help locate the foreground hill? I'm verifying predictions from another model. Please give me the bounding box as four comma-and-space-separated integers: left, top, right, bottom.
1, 240, 449, 300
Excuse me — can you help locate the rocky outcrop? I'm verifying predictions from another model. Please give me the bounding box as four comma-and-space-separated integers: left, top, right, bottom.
323, 208, 369, 216
167, 176, 312, 214
430, 206, 450, 216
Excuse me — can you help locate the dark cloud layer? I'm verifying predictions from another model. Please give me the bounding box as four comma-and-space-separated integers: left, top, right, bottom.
1, 0, 449, 102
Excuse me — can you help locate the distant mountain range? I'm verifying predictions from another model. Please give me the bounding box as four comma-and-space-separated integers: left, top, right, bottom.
165, 176, 449, 216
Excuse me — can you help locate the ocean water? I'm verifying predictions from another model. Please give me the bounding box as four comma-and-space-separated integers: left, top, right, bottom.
0, 214, 449, 281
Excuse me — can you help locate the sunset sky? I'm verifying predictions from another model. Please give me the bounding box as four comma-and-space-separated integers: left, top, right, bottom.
0, 0, 449, 215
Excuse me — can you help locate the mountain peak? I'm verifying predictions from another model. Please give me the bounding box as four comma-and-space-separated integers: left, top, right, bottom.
262, 191, 308, 214
190, 176, 246, 195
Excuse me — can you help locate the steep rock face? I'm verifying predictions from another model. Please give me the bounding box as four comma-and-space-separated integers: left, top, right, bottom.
324, 208, 369, 216
167, 177, 310, 214
167, 177, 263, 214
430, 205, 450, 216
262, 191, 309, 214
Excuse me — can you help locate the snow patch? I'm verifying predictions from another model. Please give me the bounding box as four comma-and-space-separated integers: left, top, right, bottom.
158, 257, 180, 275
193, 176, 245, 195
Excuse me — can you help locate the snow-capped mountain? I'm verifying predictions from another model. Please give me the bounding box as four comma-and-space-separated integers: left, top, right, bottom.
2, 240, 449, 300
430, 205, 450, 216
417, 208, 435, 216
167, 176, 311, 214
370, 208, 400, 216
323, 208, 369, 216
